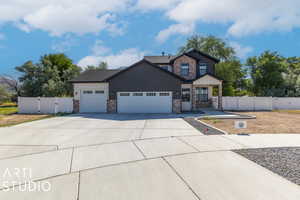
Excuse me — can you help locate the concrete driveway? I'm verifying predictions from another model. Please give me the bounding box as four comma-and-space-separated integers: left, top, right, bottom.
0, 114, 300, 199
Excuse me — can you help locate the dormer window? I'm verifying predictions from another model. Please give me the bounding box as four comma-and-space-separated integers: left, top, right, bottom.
180, 63, 189, 76
161, 65, 172, 72
199, 63, 208, 76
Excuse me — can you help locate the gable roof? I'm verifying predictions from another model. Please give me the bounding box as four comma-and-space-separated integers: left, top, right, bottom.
170, 49, 220, 63
144, 56, 176, 64
70, 69, 122, 83
105, 59, 186, 81
183, 73, 223, 83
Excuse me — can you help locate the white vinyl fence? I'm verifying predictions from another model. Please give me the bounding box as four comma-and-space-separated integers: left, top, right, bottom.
213, 97, 300, 111
18, 97, 73, 114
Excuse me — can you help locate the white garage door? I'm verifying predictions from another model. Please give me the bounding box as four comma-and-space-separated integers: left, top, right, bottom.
117, 92, 172, 113
80, 90, 107, 113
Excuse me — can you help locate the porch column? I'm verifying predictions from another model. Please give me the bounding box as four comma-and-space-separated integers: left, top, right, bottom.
218, 84, 223, 110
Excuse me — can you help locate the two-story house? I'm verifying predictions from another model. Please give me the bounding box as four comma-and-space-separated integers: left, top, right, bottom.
71, 49, 223, 113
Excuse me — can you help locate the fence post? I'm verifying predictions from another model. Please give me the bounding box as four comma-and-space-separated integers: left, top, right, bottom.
253, 96, 256, 111
54, 98, 58, 115
38, 97, 41, 113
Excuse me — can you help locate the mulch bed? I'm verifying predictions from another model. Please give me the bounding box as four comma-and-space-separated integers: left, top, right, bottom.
234, 147, 300, 186
183, 118, 225, 135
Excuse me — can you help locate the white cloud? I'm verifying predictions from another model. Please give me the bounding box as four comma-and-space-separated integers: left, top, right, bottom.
52, 36, 77, 53
156, 23, 195, 42
0, 0, 131, 36
1, 0, 300, 40
229, 42, 253, 59
151, 0, 300, 40
91, 40, 111, 55
136, 0, 180, 10
78, 41, 145, 69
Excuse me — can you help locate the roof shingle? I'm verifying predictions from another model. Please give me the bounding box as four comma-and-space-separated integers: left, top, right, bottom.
70, 69, 122, 83
144, 56, 175, 64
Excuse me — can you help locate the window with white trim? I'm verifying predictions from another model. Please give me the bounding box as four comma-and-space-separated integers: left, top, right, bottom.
161, 65, 172, 72
199, 63, 208, 76
196, 87, 208, 102
180, 63, 189, 76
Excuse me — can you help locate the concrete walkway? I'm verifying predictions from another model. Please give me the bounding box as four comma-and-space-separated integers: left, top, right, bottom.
0, 114, 299, 199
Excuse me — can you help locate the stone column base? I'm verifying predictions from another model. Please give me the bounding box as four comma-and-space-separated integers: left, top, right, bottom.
107, 99, 117, 113
172, 99, 181, 113
73, 99, 80, 113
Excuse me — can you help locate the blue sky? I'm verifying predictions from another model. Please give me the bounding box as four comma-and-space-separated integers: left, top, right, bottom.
0, 0, 300, 76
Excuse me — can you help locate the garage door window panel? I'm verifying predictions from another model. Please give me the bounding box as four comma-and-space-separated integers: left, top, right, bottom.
146, 93, 156, 96
159, 92, 170, 96
133, 93, 143, 96
83, 90, 93, 94
120, 93, 130, 96
95, 90, 104, 94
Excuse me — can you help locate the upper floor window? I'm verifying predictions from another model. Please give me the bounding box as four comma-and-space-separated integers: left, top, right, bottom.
199, 63, 208, 76
180, 63, 189, 76
161, 65, 172, 72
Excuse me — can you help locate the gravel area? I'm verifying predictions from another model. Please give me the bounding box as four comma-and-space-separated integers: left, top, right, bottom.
234, 147, 300, 186
183, 118, 224, 135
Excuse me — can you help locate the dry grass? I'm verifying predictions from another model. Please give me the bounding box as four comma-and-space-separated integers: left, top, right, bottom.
0, 105, 55, 127
201, 111, 300, 134
0, 114, 51, 127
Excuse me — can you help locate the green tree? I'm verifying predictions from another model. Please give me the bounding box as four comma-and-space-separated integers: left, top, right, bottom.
16, 54, 81, 97
247, 51, 286, 96
0, 86, 11, 103
85, 62, 108, 71
179, 35, 247, 96
215, 60, 247, 96
282, 57, 300, 96
179, 35, 235, 61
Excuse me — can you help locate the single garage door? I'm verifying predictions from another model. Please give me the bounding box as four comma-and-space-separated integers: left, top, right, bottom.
80, 90, 107, 113
117, 92, 172, 113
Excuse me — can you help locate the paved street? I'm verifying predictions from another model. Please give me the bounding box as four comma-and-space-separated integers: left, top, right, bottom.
0, 114, 299, 199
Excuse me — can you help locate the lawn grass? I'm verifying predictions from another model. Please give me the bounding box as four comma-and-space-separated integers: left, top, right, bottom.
0, 106, 18, 115
273, 110, 300, 114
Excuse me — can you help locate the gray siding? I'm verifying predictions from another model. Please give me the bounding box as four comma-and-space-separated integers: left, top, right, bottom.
109, 61, 182, 99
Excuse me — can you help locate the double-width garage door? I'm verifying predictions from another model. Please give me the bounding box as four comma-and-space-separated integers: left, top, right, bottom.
80, 90, 107, 113
117, 92, 172, 113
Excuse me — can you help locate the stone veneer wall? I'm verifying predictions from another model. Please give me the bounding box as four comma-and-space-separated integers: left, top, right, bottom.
107, 99, 117, 113
73, 99, 80, 113
172, 99, 182, 113
173, 55, 197, 80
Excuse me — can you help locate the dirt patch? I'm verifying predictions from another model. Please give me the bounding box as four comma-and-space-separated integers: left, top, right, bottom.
201, 111, 300, 134
0, 114, 51, 127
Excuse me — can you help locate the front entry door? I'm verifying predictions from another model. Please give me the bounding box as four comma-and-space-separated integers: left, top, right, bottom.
181, 88, 191, 111
195, 87, 209, 109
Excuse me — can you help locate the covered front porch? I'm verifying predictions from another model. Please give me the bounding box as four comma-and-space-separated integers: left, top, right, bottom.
181, 74, 223, 112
